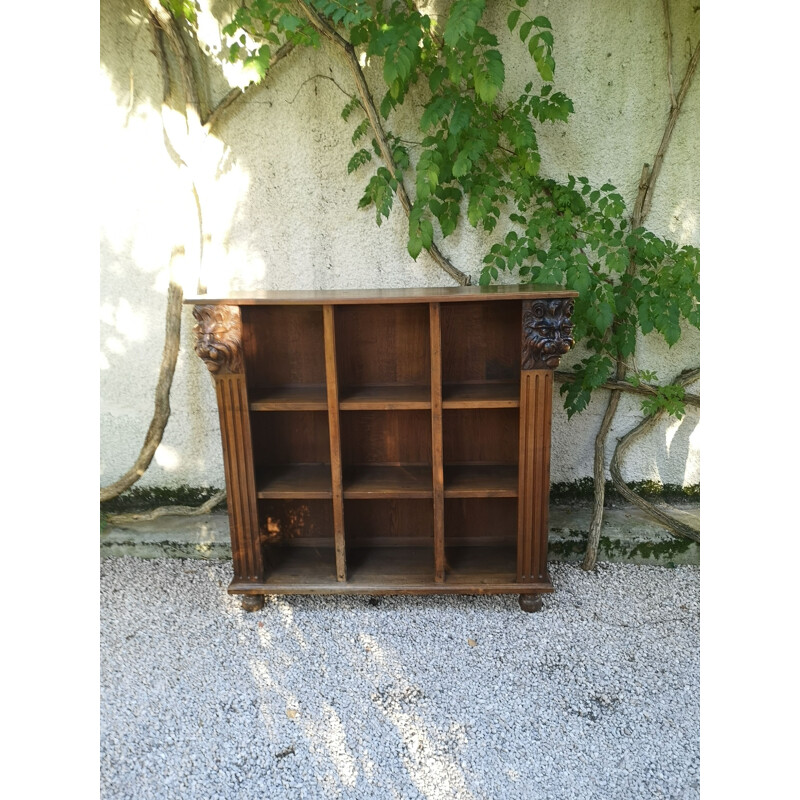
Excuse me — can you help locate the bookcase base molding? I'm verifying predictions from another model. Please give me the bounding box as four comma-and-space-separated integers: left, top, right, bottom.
188, 285, 577, 613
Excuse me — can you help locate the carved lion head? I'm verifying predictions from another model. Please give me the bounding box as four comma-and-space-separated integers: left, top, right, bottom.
522, 299, 575, 369
192, 305, 243, 375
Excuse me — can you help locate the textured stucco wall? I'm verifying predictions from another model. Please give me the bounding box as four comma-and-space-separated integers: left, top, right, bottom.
100, 0, 699, 491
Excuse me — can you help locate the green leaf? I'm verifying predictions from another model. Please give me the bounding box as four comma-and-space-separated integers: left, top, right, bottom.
347, 149, 372, 174
408, 234, 423, 260
449, 100, 472, 136
507, 9, 521, 31
474, 53, 505, 103
351, 118, 369, 145
596, 301, 614, 333
443, 0, 487, 47
532, 16, 552, 28
421, 95, 454, 132
519, 20, 533, 41
429, 65, 447, 93
420, 219, 434, 249
452, 151, 472, 177
279, 13, 303, 32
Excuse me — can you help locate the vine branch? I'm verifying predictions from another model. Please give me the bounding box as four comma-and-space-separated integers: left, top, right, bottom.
103, 3, 291, 504
297, 0, 471, 286
554, 371, 699, 408
105, 490, 227, 525
583, 1, 699, 570
662, 0, 676, 109
204, 41, 296, 132
609, 368, 700, 543
100, 280, 183, 503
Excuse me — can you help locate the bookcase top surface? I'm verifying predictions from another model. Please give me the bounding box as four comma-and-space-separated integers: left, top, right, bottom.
185, 283, 578, 306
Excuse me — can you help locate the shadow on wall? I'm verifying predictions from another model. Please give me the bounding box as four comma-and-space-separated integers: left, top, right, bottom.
100, 0, 699, 491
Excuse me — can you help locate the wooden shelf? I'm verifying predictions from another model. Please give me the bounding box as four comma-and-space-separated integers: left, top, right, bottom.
442, 382, 519, 408
256, 465, 332, 499
188, 285, 577, 607
342, 465, 432, 498
249, 385, 328, 411
229, 545, 553, 595
339, 385, 431, 410
444, 464, 518, 497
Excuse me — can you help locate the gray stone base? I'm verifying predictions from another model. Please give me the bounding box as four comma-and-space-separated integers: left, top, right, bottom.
101, 502, 699, 566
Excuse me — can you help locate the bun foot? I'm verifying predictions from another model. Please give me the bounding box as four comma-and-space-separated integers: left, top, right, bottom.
241, 595, 264, 612
518, 593, 543, 613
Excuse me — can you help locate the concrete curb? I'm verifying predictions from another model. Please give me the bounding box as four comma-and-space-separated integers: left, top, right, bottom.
101, 502, 699, 566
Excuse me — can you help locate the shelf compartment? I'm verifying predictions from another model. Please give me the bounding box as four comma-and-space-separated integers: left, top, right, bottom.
440, 300, 521, 385
343, 465, 432, 499
258, 499, 335, 545
444, 544, 518, 584
343, 498, 433, 544
228, 545, 552, 595
444, 498, 518, 544
443, 465, 518, 498
249, 385, 328, 411
339, 384, 431, 410
242, 305, 326, 388
443, 408, 520, 464
334, 303, 430, 392
340, 410, 432, 466
256, 465, 332, 499
251, 411, 331, 469
442, 382, 519, 409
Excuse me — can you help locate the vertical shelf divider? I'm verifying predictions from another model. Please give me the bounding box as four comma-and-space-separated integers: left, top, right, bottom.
323, 304, 347, 582
429, 302, 446, 582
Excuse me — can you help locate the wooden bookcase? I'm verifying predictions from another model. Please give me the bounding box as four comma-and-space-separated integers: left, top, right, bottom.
188, 285, 577, 612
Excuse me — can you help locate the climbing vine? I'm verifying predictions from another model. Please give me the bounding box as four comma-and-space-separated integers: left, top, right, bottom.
215, 0, 699, 420
102, 0, 700, 565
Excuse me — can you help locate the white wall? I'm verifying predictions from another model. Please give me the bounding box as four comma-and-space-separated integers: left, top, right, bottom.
100, 0, 700, 491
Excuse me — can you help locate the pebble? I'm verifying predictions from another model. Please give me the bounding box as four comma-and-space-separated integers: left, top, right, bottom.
101, 559, 699, 799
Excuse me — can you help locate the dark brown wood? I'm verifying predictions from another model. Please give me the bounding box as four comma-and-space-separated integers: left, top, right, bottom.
518, 593, 543, 613
249, 385, 327, 411
429, 302, 446, 582
342, 465, 433, 498
255, 465, 333, 499
241, 305, 326, 386
443, 408, 519, 464
228, 545, 552, 595
442, 382, 520, 408
444, 498, 518, 543
516, 295, 574, 583
338, 384, 431, 410
192, 304, 263, 586
517, 370, 553, 583
258, 500, 334, 545
335, 303, 430, 389
323, 306, 347, 582
188, 286, 575, 606
441, 300, 521, 385
444, 465, 518, 498
339, 410, 432, 466
241, 595, 265, 612
250, 410, 330, 467
344, 499, 433, 543
187, 284, 579, 306
521, 299, 575, 370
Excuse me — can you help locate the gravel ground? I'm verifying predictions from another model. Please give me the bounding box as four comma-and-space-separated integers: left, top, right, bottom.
100, 559, 699, 800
